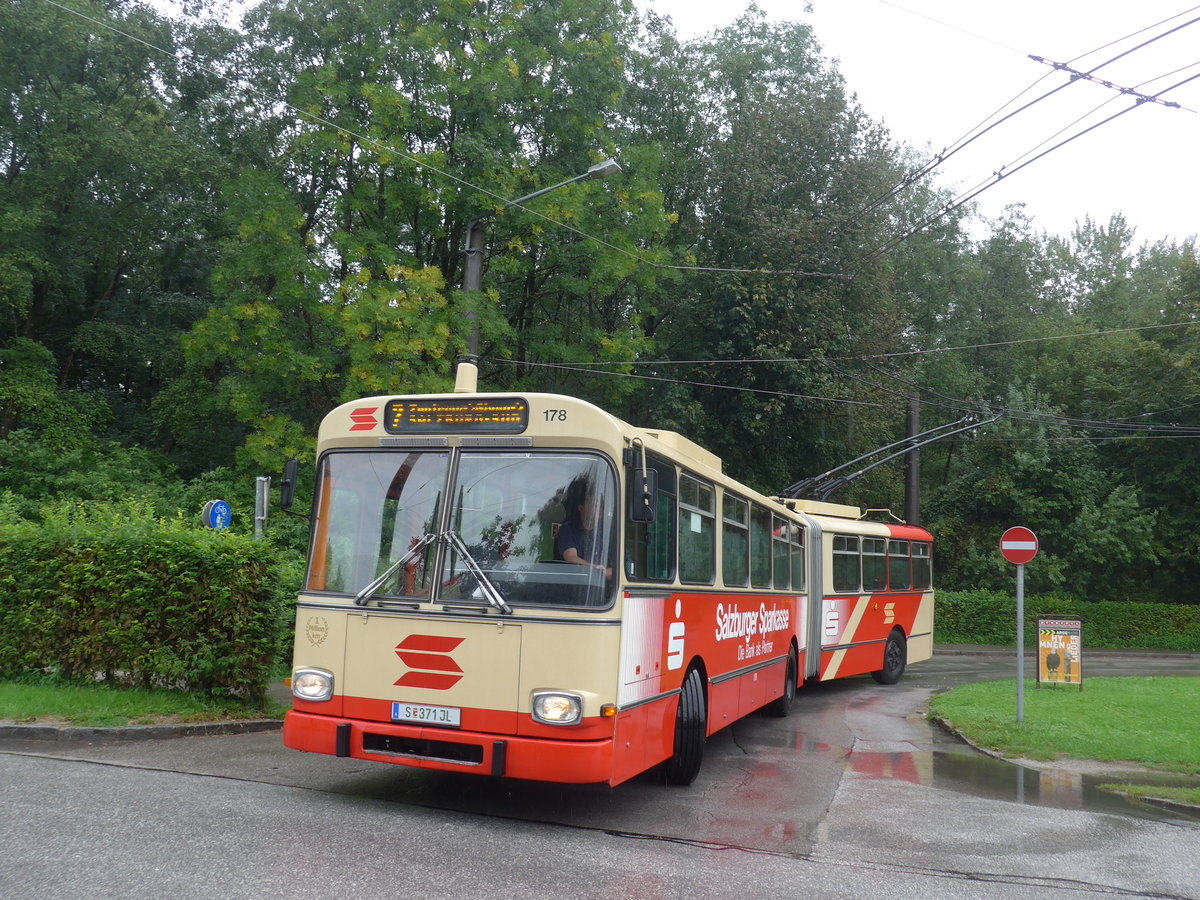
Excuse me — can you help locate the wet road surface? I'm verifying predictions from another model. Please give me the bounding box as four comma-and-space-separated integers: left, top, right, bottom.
3, 647, 1199, 898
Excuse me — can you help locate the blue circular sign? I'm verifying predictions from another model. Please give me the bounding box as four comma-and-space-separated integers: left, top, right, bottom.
203, 500, 231, 530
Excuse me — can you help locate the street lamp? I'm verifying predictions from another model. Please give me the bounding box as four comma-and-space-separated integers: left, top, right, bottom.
457, 158, 622, 386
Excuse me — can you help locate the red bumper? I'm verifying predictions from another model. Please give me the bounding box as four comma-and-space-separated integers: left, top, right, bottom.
283, 709, 617, 785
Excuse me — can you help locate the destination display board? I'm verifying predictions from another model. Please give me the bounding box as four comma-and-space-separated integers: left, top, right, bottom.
1037, 618, 1082, 688
384, 398, 529, 434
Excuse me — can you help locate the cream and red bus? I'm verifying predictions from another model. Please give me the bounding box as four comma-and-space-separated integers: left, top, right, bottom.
283, 368, 934, 786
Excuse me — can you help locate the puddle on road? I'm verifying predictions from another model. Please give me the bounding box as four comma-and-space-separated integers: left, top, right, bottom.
842, 738, 1200, 826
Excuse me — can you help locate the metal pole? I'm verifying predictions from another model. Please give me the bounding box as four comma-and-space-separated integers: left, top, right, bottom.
905, 396, 920, 524
254, 476, 270, 540
1016, 562, 1025, 722
462, 220, 486, 357
458, 159, 620, 363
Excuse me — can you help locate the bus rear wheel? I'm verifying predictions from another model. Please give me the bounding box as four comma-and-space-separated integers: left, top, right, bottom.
662, 667, 706, 786
765, 645, 797, 717
871, 629, 907, 684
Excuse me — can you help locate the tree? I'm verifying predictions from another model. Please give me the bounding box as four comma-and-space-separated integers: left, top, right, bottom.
0, 0, 237, 449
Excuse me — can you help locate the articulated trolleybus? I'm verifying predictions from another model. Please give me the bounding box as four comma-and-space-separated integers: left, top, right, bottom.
284, 366, 934, 786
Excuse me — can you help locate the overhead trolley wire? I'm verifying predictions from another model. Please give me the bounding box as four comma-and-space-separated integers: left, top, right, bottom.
854, 68, 1200, 274
838, 5, 1200, 255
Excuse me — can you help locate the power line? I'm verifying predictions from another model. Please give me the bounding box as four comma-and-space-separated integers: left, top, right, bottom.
489, 359, 886, 408
35, 0, 849, 282
843, 356, 1200, 436
495, 353, 1200, 437
542, 319, 1200, 367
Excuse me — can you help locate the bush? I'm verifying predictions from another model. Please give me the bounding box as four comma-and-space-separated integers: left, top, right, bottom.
936, 590, 1200, 651
0, 500, 297, 700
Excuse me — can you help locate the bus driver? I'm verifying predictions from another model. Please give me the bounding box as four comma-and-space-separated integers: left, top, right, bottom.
554, 478, 612, 579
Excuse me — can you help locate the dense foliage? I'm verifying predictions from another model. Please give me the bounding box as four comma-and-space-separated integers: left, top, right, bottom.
0, 501, 297, 697
2, 0, 1198, 604
936, 591, 1200, 652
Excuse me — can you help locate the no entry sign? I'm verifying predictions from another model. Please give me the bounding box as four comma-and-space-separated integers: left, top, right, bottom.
1000, 526, 1038, 565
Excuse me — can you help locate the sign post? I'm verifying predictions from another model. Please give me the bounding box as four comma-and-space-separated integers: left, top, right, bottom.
1000, 526, 1039, 723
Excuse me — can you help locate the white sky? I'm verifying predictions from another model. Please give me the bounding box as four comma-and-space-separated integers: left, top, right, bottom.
639, 0, 1200, 245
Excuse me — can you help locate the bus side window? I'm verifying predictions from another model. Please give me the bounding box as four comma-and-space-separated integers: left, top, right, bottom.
889, 539, 911, 591
679, 472, 715, 585
722, 494, 749, 587
772, 515, 791, 590
862, 538, 887, 591
625, 454, 676, 582
789, 523, 805, 591
832, 535, 859, 593
750, 503, 772, 588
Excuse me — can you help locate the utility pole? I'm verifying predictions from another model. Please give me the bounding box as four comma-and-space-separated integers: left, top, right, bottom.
459, 159, 621, 361
905, 397, 920, 524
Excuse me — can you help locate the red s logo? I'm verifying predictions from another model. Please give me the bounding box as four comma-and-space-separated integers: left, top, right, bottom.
395, 635, 464, 690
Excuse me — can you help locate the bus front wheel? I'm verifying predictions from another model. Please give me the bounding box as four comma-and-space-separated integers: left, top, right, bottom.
662, 667, 706, 786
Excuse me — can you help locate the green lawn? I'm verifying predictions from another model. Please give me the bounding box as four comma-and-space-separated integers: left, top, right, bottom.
929, 676, 1200, 806
0, 680, 288, 728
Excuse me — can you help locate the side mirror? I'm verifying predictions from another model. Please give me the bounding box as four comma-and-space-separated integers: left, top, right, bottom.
279, 458, 298, 510
628, 468, 657, 523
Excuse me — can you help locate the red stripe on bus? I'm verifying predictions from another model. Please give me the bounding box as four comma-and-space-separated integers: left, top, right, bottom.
394, 671, 463, 690
396, 635, 464, 653
395, 651, 463, 673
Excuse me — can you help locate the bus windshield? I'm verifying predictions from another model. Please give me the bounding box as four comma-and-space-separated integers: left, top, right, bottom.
306, 450, 617, 610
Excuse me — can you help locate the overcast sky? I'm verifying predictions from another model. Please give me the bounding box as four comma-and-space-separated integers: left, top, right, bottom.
640, 0, 1200, 245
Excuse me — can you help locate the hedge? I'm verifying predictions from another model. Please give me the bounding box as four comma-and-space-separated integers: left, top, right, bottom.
936, 590, 1200, 652
0, 512, 296, 700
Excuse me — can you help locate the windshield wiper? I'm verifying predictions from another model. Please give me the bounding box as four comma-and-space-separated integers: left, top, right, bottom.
443, 531, 512, 615
354, 533, 438, 606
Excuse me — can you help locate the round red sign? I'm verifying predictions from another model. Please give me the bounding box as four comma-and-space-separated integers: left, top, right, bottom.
1000, 526, 1039, 565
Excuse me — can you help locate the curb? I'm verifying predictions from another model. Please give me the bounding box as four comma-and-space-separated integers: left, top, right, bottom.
0, 718, 282, 745
933, 644, 1200, 660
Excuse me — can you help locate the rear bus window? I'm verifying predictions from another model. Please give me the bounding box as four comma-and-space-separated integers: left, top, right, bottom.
913, 541, 932, 590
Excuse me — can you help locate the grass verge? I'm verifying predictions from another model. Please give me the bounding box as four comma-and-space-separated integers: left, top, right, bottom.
0, 680, 289, 728
929, 676, 1200, 806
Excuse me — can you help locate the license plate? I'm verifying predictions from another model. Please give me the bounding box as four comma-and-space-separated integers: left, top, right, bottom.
392, 701, 461, 727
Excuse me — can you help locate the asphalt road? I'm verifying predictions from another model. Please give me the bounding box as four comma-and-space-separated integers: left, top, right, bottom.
2, 647, 1198, 899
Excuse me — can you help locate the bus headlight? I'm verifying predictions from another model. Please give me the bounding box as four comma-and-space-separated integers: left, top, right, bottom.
532, 691, 583, 726
292, 668, 334, 703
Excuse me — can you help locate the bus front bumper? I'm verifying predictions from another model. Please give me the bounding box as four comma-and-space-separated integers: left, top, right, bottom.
283, 709, 617, 784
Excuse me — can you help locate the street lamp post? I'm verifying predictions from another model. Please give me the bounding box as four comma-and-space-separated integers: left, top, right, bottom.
459, 158, 622, 366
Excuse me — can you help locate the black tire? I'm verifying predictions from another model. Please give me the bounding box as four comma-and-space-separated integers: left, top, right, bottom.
765, 645, 798, 717
662, 667, 706, 785
871, 629, 907, 685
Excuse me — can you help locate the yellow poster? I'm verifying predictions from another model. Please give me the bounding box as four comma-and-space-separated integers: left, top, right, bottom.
1037, 618, 1082, 686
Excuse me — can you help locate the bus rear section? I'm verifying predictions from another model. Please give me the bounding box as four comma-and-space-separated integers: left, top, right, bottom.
799, 512, 934, 685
